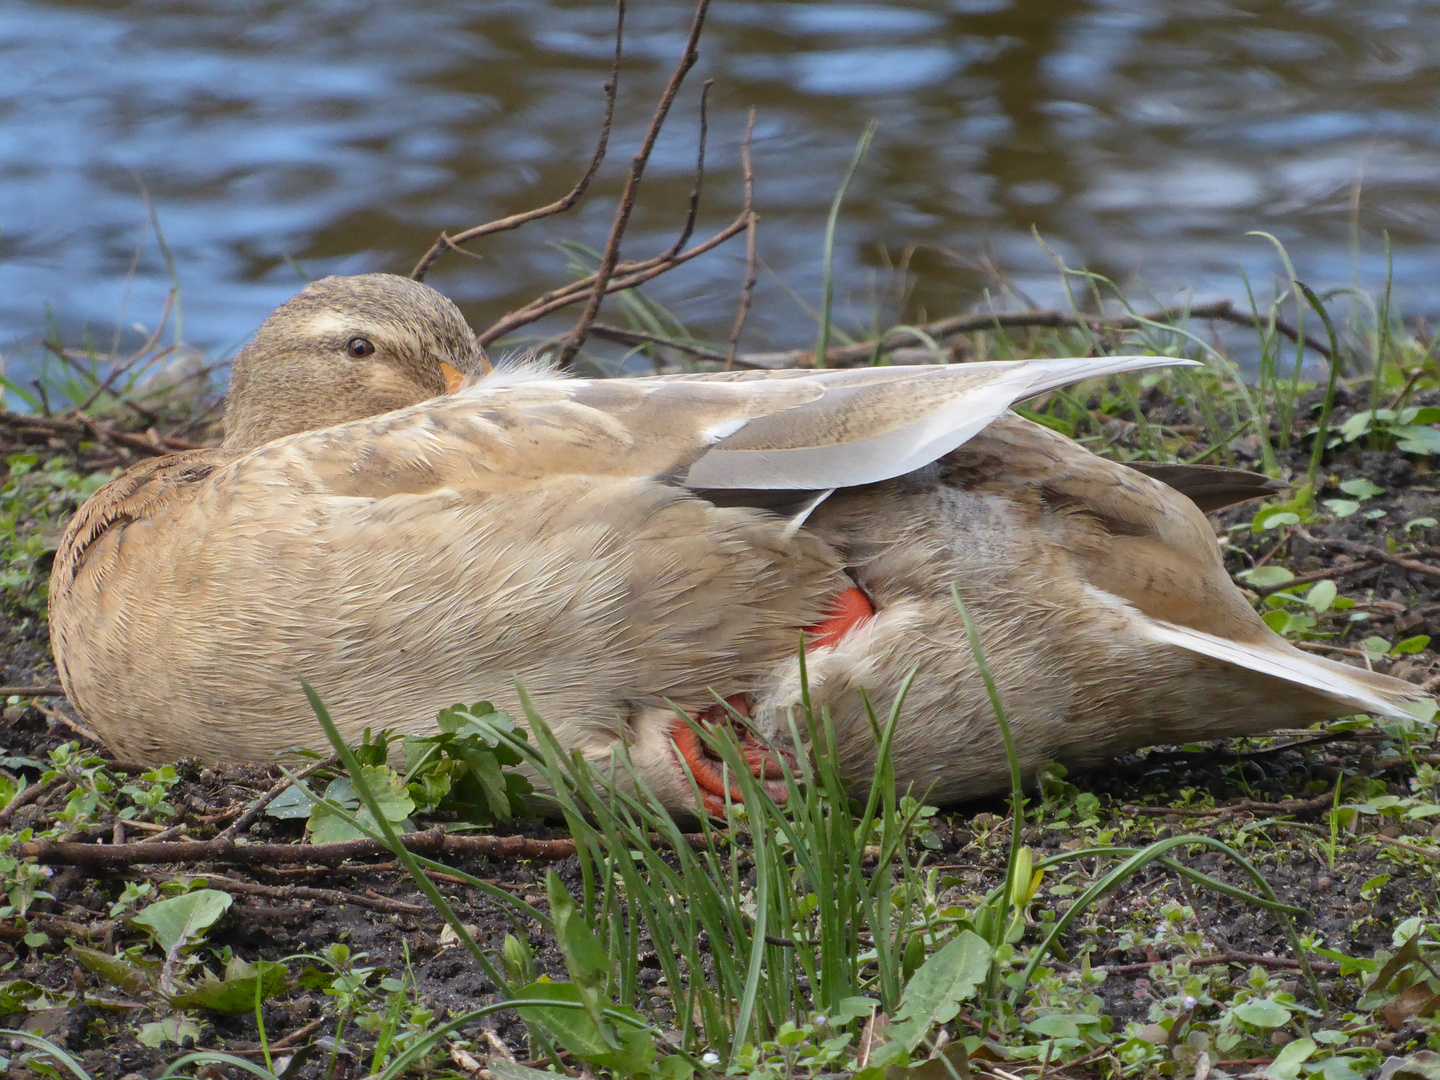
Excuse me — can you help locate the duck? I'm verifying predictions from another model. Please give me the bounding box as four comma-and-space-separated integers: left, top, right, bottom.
47, 273, 1430, 813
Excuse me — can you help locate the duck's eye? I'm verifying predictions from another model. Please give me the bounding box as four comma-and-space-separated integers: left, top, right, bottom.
345, 337, 376, 359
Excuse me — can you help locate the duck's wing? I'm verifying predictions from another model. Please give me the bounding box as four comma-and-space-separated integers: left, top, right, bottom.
672, 356, 1196, 490
1123, 461, 1289, 512
442, 355, 1190, 494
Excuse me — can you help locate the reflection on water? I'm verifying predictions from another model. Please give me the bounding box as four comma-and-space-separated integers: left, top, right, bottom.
3, 0, 1440, 368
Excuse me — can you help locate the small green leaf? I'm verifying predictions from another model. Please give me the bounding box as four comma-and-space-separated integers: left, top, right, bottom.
132, 889, 232, 956
1240, 566, 1295, 588
265, 783, 317, 820
1316, 1057, 1369, 1080
1305, 580, 1338, 612
1254, 510, 1301, 532
1359, 873, 1389, 899
1026, 1013, 1081, 1039
1361, 636, 1392, 659
1339, 413, 1372, 443
1392, 635, 1431, 654
1405, 517, 1438, 532
1230, 997, 1292, 1029
136, 1016, 201, 1049
1338, 478, 1384, 499
1260, 1036, 1315, 1080
1323, 498, 1361, 518
1395, 425, 1440, 455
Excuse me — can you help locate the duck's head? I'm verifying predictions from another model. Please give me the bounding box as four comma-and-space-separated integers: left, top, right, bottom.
223, 273, 483, 450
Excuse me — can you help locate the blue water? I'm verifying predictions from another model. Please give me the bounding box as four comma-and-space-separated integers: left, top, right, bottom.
4, 0, 1439, 378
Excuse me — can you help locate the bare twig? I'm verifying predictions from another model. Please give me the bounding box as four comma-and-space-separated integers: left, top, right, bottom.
408, 2, 624, 282
0, 412, 201, 458
1101, 951, 1340, 977
216, 754, 340, 842
556, 0, 713, 367
664, 78, 712, 260
1123, 789, 1341, 819
1369, 833, 1439, 861
19, 825, 709, 868
585, 323, 728, 364
476, 207, 751, 349
1297, 530, 1440, 581
71, 289, 177, 415
34, 701, 103, 746
0, 777, 61, 827
0, 685, 65, 697
184, 872, 430, 915
727, 108, 759, 370
1242, 559, 1382, 598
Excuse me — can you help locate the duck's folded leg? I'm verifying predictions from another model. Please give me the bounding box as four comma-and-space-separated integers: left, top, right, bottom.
668, 696, 794, 816
807, 585, 875, 648
666, 587, 875, 815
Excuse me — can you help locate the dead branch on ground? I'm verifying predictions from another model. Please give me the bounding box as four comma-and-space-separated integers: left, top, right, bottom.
0, 411, 202, 459
18, 825, 709, 869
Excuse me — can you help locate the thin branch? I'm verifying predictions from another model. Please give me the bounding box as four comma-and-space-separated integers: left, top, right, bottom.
1101, 951, 1340, 977
727, 108, 759, 370
556, 0, 714, 367
0, 684, 65, 697
183, 872, 430, 915
0, 412, 200, 458
18, 824, 709, 868
216, 754, 340, 842
1298, 529, 1440, 581
476, 205, 750, 348
0, 777, 62, 827
1241, 558, 1382, 598
585, 323, 728, 364
408, 0, 625, 282
71, 288, 176, 415
662, 78, 712, 260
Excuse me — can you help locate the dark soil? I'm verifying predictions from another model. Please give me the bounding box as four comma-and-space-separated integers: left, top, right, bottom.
0, 386, 1435, 1079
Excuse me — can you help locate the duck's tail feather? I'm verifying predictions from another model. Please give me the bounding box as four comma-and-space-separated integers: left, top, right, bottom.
1145, 619, 1434, 721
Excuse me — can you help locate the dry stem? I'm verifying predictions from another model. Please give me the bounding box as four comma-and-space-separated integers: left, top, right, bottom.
408, 1, 624, 282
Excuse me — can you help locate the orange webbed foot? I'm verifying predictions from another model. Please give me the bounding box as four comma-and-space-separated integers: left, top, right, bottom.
668, 695, 793, 816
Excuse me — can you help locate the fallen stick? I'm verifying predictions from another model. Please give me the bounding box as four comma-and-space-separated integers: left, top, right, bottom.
19, 824, 707, 868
